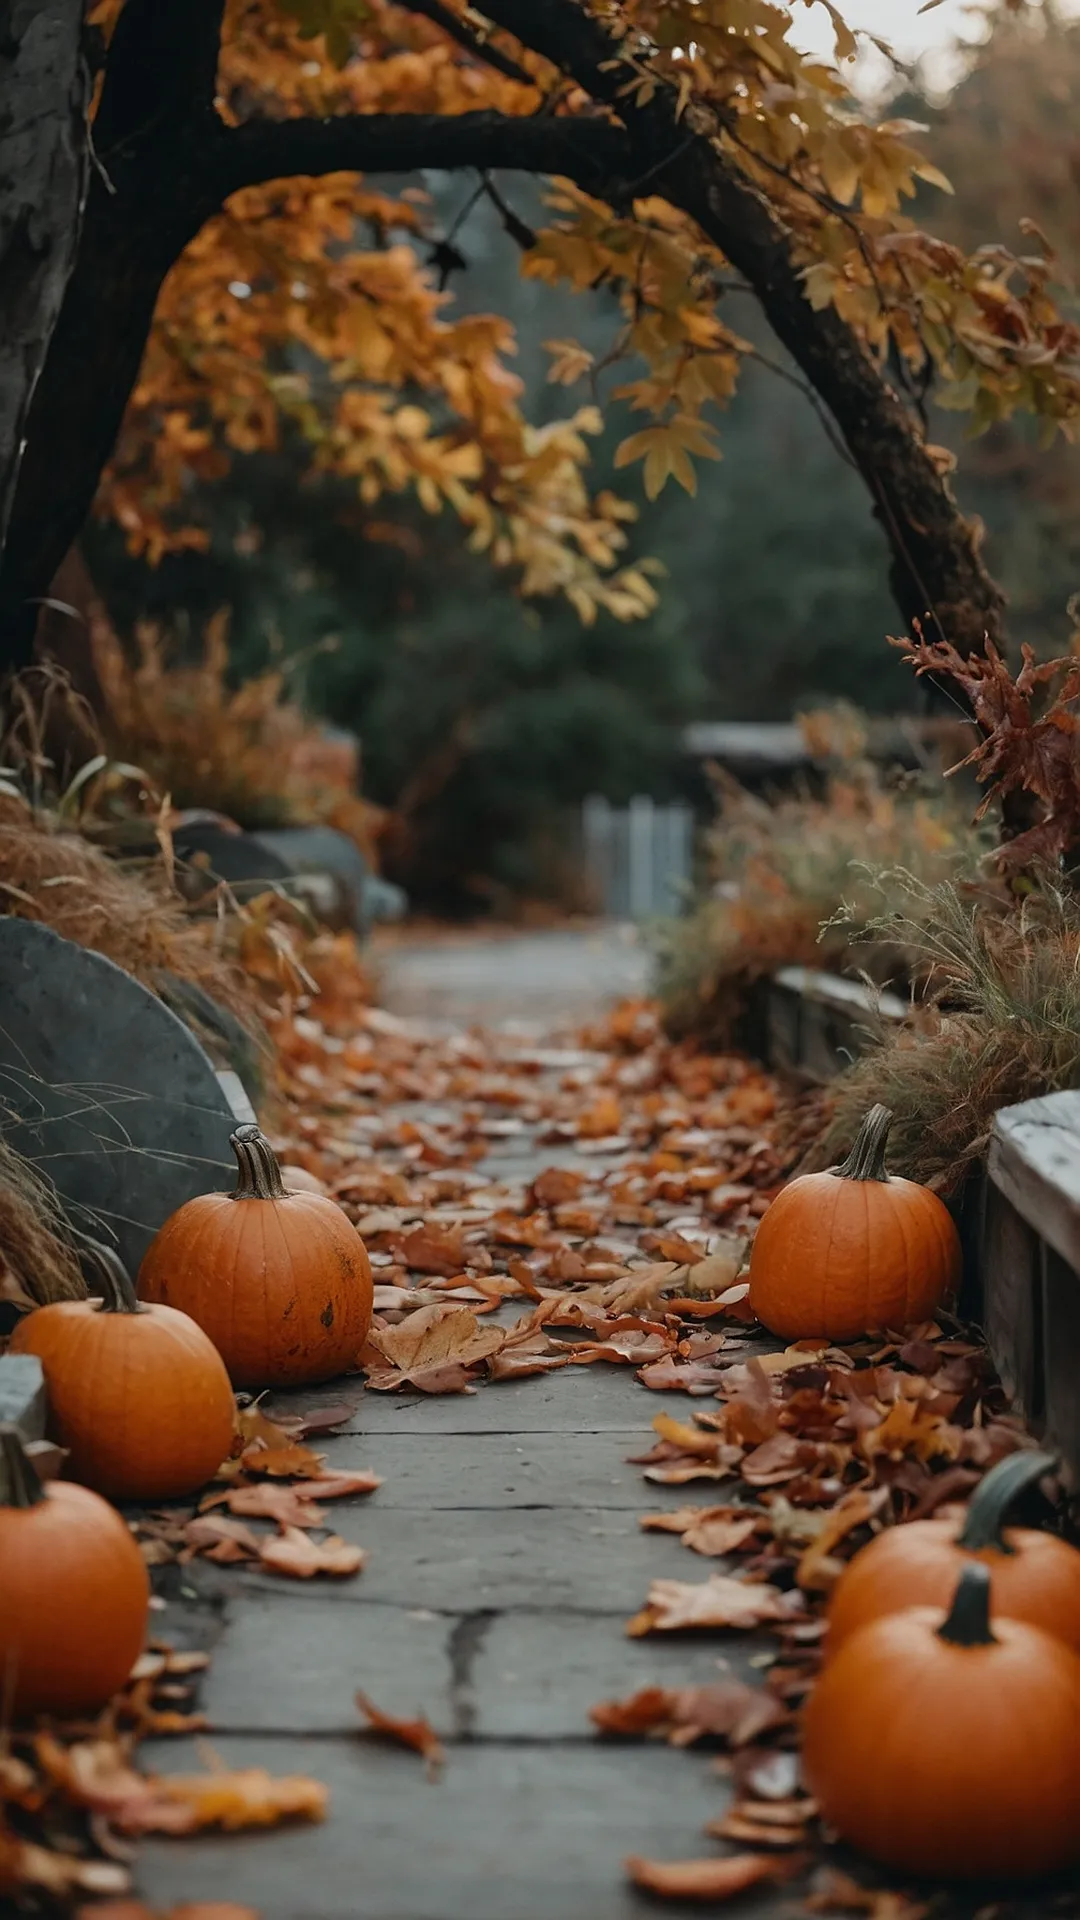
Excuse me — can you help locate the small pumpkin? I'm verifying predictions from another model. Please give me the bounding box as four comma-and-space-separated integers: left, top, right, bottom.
138, 1124, 373, 1389
748, 1104, 960, 1342
827, 1447, 1080, 1656
8, 1245, 236, 1503
804, 1562, 1080, 1879
0, 1423, 150, 1719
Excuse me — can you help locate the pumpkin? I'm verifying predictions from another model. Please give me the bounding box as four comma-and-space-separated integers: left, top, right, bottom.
747, 1104, 960, 1342
827, 1447, 1080, 1656
138, 1123, 373, 1389
804, 1562, 1080, 1879
0, 1423, 150, 1719
8, 1245, 236, 1503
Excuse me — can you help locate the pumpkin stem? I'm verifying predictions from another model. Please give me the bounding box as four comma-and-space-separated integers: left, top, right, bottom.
230, 1124, 288, 1201
936, 1562, 997, 1648
957, 1448, 1058, 1554
0, 1424, 46, 1509
81, 1239, 145, 1315
833, 1105, 893, 1183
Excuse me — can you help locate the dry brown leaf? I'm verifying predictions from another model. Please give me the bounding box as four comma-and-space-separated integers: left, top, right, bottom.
858, 1398, 963, 1466
355, 1692, 445, 1779
638, 1506, 762, 1557
203, 1483, 328, 1529
367, 1303, 505, 1385
238, 1441, 328, 1478
805, 1867, 929, 1918
115, 1765, 328, 1834
795, 1486, 890, 1591
305, 1470, 382, 1499
626, 1574, 793, 1636
591, 1681, 788, 1747
183, 1516, 262, 1563
257, 1529, 365, 1579
393, 1222, 473, 1275
625, 1852, 786, 1899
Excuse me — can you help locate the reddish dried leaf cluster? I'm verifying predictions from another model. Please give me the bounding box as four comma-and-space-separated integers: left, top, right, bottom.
890, 627, 1080, 868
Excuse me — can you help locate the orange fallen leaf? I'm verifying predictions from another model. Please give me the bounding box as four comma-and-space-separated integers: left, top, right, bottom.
306, 1470, 382, 1499
183, 1516, 262, 1563
355, 1692, 445, 1779
203, 1484, 327, 1529
590, 1681, 788, 1747
625, 1852, 785, 1899
576, 1093, 623, 1138
258, 1529, 365, 1578
640, 1506, 762, 1557
115, 1766, 328, 1834
367, 1303, 505, 1390
796, 1485, 890, 1591
393, 1223, 473, 1276
239, 1442, 328, 1479
626, 1574, 794, 1636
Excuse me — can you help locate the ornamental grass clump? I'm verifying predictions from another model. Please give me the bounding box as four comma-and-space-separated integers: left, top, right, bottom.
823, 871, 1080, 1190
656, 748, 978, 1044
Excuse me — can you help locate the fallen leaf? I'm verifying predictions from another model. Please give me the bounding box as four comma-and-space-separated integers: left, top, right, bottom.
305, 1470, 382, 1499
805, 1868, 929, 1918
590, 1681, 788, 1747
625, 1852, 786, 1899
355, 1692, 445, 1778
393, 1223, 473, 1275
239, 1442, 327, 1479
203, 1484, 327, 1529
115, 1766, 328, 1834
367, 1303, 505, 1389
183, 1516, 261, 1563
258, 1529, 365, 1579
626, 1574, 794, 1636
796, 1486, 890, 1591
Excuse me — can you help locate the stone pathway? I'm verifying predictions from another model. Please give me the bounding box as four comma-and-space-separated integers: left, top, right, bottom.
138, 928, 789, 1920
372, 923, 652, 1027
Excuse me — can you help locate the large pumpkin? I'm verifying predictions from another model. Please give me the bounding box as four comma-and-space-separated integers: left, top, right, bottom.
0, 1423, 150, 1719
804, 1563, 1080, 1880
9, 1245, 236, 1503
138, 1124, 373, 1389
828, 1447, 1080, 1657
748, 1104, 960, 1342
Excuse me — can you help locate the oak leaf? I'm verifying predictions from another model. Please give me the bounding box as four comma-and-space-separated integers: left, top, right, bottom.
626, 1574, 794, 1636
257, 1528, 365, 1579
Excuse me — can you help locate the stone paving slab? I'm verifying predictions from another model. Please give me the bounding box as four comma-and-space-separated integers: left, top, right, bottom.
309, 1429, 697, 1510
231, 1506, 700, 1614
138, 1737, 798, 1920
190, 1595, 770, 1742
286, 1368, 693, 1435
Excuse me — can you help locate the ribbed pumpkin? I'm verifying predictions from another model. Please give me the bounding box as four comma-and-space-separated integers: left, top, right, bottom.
827, 1448, 1080, 1656
804, 1564, 1080, 1879
138, 1124, 373, 1389
8, 1246, 236, 1503
748, 1104, 960, 1342
0, 1424, 150, 1719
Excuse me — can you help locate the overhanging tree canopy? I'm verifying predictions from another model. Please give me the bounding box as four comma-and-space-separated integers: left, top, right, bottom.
3, 0, 1079, 665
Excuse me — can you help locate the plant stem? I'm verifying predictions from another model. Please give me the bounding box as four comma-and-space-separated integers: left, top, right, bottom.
937, 1562, 996, 1647
230, 1124, 288, 1200
958, 1449, 1057, 1553
834, 1104, 893, 1182
82, 1239, 144, 1313
0, 1424, 46, 1508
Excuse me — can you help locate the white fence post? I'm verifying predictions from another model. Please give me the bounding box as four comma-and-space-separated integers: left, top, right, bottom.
582, 795, 693, 920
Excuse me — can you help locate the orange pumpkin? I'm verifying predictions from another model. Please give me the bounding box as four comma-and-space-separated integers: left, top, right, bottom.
9, 1245, 236, 1503
138, 1124, 373, 1389
748, 1104, 960, 1342
804, 1563, 1080, 1879
827, 1447, 1080, 1656
0, 1423, 150, 1719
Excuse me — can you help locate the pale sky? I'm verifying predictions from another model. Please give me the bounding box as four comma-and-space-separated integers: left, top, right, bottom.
792, 0, 1080, 97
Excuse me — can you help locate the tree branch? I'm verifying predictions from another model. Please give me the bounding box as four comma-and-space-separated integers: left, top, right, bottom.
478, 0, 1007, 656
218, 108, 630, 200
392, 0, 535, 87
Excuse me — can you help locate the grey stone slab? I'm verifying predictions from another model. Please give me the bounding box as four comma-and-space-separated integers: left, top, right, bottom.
198, 1596, 454, 1735
0, 919, 238, 1273
136, 1737, 782, 1920
313, 1431, 690, 1511
471, 1611, 777, 1741
0, 1352, 46, 1438
270, 1367, 693, 1435
233, 1508, 704, 1615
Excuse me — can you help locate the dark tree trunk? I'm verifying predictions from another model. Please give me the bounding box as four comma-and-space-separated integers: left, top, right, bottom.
0, 2, 90, 577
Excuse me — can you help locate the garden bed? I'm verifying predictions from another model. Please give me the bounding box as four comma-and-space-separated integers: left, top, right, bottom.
754, 963, 1080, 1486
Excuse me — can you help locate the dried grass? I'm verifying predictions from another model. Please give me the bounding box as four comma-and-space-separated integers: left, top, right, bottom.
656, 761, 980, 1044
91, 613, 384, 862
821, 873, 1080, 1191
0, 790, 260, 1036
0, 1138, 85, 1307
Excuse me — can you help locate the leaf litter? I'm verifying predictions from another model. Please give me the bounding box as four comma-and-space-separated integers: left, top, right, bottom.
5, 987, 1057, 1915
